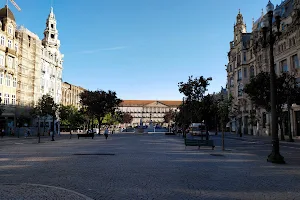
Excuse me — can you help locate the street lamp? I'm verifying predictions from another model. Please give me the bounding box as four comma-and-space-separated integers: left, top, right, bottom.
261, 1, 285, 163
283, 73, 296, 142
51, 106, 56, 141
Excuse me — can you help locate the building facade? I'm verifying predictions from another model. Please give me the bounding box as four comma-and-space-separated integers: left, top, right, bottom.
61, 82, 85, 109
17, 26, 41, 106
40, 7, 63, 105
227, 0, 300, 137
0, 5, 19, 132
119, 100, 181, 126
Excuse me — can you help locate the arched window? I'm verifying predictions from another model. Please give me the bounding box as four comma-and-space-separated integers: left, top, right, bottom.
230, 77, 234, 87
8, 25, 12, 34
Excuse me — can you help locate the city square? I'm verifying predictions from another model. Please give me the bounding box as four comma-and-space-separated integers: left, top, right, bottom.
0, 0, 300, 199
1, 133, 300, 200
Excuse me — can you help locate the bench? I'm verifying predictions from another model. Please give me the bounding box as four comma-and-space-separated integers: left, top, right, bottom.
184, 138, 215, 150
77, 133, 94, 139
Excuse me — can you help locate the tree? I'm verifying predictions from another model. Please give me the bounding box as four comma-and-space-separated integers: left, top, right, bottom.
163, 110, 175, 124
80, 90, 122, 129
16, 115, 31, 138
244, 72, 300, 140
120, 113, 133, 132
59, 105, 85, 137
163, 110, 176, 132
35, 95, 58, 140
217, 94, 233, 150
177, 76, 212, 137
122, 113, 133, 124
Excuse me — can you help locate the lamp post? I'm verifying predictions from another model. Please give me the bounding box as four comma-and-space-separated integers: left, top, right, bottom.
51, 106, 56, 141
261, 1, 285, 163
283, 73, 295, 142
37, 116, 40, 143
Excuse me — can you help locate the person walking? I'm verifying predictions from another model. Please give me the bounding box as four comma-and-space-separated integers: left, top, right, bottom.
104, 127, 109, 140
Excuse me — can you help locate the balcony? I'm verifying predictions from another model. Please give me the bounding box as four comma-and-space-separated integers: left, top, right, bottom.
6, 47, 16, 56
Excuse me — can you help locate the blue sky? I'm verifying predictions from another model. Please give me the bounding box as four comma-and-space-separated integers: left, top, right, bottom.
10, 0, 283, 100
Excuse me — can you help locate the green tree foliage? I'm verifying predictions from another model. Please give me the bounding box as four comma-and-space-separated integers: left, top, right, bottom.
59, 105, 85, 130
217, 94, 233, 131
34, 94, 58, 134
244, 72, 300, 138
177, 76, 212, 133
163, 110, 176, 123
244, 72, 300, 112
35, 94, 59, 117
121, 112, 133, 124
80, 90, 122, 128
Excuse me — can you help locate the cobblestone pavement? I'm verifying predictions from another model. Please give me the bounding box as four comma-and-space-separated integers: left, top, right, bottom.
0, 133, 300, 200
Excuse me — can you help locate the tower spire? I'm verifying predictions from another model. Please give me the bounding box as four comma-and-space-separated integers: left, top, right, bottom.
42, 6, 60, 49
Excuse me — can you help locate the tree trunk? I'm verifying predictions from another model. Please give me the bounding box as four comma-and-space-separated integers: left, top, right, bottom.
222, 123, 225, 151
43, 118, 46, 136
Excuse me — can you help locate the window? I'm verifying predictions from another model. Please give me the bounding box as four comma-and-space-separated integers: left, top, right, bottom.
250, 66, 255, 77
8, 40, 12, 48
0, 55, 4, 67
244, 67, 247, 78
274, 63, 278, 74
14, 43, 18, 52
4, 94, 9, 105
238, 69, 242, 80
238, 84, 243, 96
230, 77, 234, 87
51, 24, 54, 28
8, 25, 12, 34
0, 73, 3, 84
229, 65, 232, 72
243, 52, 247, 62
6, 75, 10, 86
280, 59, 288, 72
11, 95, 15, 105
13, 77, 16, 87
51, 34, 55, 39
292, 54, 299, 69
0, 36, 4, 46
7, 56, 13, 68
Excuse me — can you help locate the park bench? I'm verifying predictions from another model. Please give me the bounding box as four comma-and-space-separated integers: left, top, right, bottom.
184, 138, 215, 150
77, 133, 94, 139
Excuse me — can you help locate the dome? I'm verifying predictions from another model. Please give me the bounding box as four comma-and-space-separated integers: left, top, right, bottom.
0, 5, 15, 21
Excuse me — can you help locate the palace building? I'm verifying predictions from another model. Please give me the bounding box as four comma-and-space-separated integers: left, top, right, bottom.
119, 100, 181, 126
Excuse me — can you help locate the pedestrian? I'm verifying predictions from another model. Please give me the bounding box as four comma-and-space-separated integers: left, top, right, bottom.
104, 127, 109, 140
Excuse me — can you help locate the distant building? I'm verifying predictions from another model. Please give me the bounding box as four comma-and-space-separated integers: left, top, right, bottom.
119, 100, 181, 126
61, 82, 86, 109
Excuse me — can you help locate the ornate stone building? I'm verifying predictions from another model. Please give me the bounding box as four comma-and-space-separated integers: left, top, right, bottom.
0, 5, 19, 131
40, 7, 63, 104
61, 82, 86, 109
227, 0, 300, 137
17, 26, 41, 106
119, 100, 181, 126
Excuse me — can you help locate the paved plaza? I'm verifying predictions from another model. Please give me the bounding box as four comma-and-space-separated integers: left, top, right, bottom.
1, 133, 300, 200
